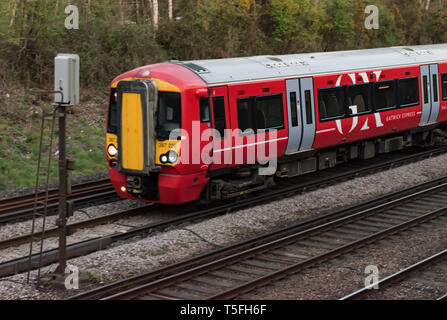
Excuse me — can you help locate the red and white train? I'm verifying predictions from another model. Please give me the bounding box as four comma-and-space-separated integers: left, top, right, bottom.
106, 44, 447, 204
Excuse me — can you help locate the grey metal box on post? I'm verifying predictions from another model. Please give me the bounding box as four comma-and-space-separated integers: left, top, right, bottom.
54, 53, 80, 106
53, 53, 79, 277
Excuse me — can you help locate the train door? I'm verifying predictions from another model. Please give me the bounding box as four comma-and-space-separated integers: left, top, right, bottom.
420, 64, 440, 125
285, 77, 316, 154
299, 78, 316, 150
285, 79, 302, 154
209, 86, 232, 170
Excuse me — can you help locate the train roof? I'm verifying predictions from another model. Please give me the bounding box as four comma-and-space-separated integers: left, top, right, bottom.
175, 43, 447, 85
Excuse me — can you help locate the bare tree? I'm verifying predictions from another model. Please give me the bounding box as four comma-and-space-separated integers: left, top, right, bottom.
152, 0, 158, 29
418, 0, 433, 10
119, 0, 124, 24
168, 0, 173, 20
9, 0, 18, 26
143, 0, 150, 22
135, 0, 140, 23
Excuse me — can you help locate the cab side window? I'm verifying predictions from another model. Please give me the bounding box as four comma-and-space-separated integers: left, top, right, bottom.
108, 88, 118, 134
212, 96, 227, 139
200, 98, 210, 122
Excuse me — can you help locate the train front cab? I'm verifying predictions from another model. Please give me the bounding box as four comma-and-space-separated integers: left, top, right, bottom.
106, 78, 209, 204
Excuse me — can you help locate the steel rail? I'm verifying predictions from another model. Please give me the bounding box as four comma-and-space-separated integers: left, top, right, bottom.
0, 191, 119, 225
3, 146, 447, 281
101, 197, 447, 300
0, 179, 116, 224
69, 175, 447, 300
0, 204, 153, 250
2, 144, 443, 221
211, 209, 447, 300
0, 179, 111, 212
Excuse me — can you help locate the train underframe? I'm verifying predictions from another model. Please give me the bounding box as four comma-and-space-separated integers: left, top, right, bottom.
200, 122, 447, 203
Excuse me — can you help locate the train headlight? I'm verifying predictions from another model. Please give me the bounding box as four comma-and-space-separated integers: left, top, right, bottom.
168, 150, 178, 164
108, 144, 118, 157
160, 154, 168, 164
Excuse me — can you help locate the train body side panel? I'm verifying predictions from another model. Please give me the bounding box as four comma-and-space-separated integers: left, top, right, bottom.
313, 65, 422, 150
225, 80, 289, 168
437, 62, 447, 123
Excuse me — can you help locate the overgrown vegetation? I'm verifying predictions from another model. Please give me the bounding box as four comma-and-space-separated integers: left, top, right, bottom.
0, 0, 446, 190
1, 0, 446, 89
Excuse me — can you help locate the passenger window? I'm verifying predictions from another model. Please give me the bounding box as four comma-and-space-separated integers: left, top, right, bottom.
373, 81, 396, 111
423, 76, 429, 104
254, 94, 284, 130
442, 73, 447, 100
398, 77, 419, 107
212, 96, 227, 139
433, 74, 438, 103
318, 87, 345, 121
346, 84, 371, 114
237, 98, 255, 133
289, 92, 298, 127
304, 90, 313, 124
200, 98, 210, 122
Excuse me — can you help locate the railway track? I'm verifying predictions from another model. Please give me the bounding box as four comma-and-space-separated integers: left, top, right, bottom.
92, 182, 447, 300
70, 175, 447, 300
0, 205, 154, 251
2, 146, 447, 281
0, 179, 117, 224
341, 249, 447, 300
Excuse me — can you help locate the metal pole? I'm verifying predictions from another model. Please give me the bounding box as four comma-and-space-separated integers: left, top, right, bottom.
57, 103, 67, 274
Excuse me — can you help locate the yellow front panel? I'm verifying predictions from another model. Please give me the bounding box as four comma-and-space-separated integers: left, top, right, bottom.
121, 93, 143, 171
